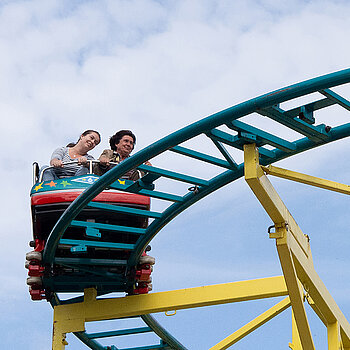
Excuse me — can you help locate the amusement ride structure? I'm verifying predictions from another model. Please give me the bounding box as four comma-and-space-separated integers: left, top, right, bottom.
26, 68, 350, 349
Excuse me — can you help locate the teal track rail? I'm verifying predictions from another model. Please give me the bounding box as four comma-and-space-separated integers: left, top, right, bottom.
43, 68, 350, 349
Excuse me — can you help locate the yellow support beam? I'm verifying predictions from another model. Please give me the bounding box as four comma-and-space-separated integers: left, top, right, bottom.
288, 232, 350, 347
289, 310, 303, 350
244, 143, 350, 349
52, 288, 98, 350
260, 161, 350, 347
53, 277, 288, 326
328, 321, 341, 350
52, 278, 288, 349
262, 164, 350, 195
209, 297, 291, 350
275, 228, 315, 350
52, 317, 84, 350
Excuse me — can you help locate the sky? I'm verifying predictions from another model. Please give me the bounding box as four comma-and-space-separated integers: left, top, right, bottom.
1, 0, 350, 349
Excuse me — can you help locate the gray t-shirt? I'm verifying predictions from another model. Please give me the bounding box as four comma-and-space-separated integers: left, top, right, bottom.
51, 146, 94, 177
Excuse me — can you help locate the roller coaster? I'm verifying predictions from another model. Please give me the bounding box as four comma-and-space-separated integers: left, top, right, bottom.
27, 68, 350, 349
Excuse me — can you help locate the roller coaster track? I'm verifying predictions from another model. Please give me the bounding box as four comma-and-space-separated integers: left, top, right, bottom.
42, 68, 350, 349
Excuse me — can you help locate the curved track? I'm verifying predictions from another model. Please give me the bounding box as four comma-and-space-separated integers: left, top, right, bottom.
44, 68, 350, 349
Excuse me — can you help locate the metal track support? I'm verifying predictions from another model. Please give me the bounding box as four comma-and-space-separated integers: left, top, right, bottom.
52, 278, 288, 349
244, 143, 350, 349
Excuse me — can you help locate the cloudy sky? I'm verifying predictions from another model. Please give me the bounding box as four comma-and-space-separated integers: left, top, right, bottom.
1, 0, 350, 349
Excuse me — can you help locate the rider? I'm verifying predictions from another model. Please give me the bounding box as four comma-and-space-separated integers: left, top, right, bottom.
94, 130, 150, 180
42, 129, 101, 181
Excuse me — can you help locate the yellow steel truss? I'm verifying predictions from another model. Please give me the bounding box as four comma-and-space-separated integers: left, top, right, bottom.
53, 277, 288, 349
244, 143, 350, 350
52, 144, 350, 349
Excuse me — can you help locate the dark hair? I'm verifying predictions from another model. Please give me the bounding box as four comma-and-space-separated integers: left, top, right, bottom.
109, 130, 136, 151
66, 129, 101, 147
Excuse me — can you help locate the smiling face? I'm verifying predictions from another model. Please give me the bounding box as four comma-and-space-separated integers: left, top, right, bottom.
115, 135, 134, 158
80, 132, 100, 151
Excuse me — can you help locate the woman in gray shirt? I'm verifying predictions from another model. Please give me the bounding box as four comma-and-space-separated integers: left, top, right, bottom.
42, 130, 101, 181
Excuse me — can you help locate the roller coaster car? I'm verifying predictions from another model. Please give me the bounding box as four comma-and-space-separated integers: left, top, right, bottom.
26, 162, 154, 301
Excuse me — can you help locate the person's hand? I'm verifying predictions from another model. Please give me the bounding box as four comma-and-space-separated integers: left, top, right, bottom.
99, 155, 110, 166
77, 156, 88, 165
51, 158, 63, 168
144, 161, 152, 166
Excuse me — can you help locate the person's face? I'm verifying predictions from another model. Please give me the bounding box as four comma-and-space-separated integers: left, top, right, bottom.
81, 132, 100, 151
116, 135, 134, 157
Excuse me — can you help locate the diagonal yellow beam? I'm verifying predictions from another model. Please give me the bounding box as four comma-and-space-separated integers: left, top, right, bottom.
262, 164, 350, 195
276, 229, 315, 350
289, 310, 303, 350
288, 233, 350, 347
54, 276, 288, 325
209, 297, 291, 350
